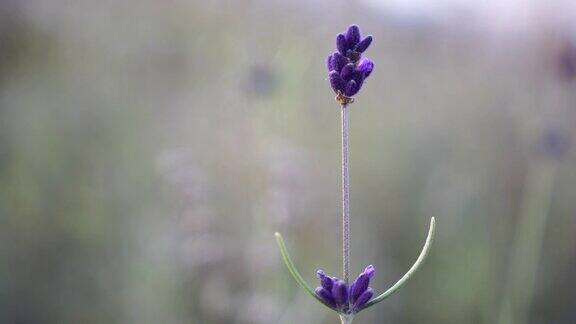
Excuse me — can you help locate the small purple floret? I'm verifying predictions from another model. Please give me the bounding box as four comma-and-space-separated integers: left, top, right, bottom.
345, 25, 361, 49
315, 287, 337, 308
350, 265, 375, 303
317, 270, 335, 291
336, 34, 348, 55
344, 80, 358, 97
327, 25, 374, 100
332, 279, 349, 307
357, 58, 374, 78
341, 63, 355, 80
327, 55, 334, 71
329, 71, 346, 95
353, 288, 374, 311
314, 265, 376, 314
332, 53, 348, 72
355, 36, 373, 53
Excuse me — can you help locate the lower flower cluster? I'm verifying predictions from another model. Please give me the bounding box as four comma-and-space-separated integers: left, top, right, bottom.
327, 57, 374, 99
315, 265, 375, 314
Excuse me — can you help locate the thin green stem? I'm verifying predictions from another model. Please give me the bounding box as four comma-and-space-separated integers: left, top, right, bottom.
341, 103, 350, 283
339, 314, 354, 324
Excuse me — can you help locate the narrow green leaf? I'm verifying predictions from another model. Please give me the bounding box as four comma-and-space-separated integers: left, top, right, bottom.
274, 232, 336, 311
362, 217, 436, 310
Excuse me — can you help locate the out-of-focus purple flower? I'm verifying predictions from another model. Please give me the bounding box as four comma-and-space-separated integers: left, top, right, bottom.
327, 25, 374, 103
540, 128, 570, 159
557, 41, 576, 82
314, 265, 376, 314
244, 64, 278, 97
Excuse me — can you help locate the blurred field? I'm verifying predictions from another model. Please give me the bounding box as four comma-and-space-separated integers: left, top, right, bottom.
1, 1, 575, 323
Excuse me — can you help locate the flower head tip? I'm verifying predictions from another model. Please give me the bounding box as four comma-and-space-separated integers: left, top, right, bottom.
327, 25, 374, 104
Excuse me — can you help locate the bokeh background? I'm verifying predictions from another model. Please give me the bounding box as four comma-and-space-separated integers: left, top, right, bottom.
1, 0, 576, 323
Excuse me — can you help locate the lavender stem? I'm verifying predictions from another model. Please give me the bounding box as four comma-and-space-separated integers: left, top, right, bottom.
340, 314, 354, 324
341, 103, 350, 283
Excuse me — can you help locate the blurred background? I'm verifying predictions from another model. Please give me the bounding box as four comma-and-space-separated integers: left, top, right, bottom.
1, 0, 576, 323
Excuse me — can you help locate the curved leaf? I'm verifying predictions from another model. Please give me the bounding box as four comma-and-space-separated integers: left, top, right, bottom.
362, 217, 436, 310
275, 232, 336, 311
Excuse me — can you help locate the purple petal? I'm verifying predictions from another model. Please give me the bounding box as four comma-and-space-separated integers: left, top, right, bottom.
354, 35, 373, 53
340, 63, 355, 80
348, 281, 356, 300
326, 54, 334, 71
315, 287, 337, 309
316, 270, 335, 291
351, 71, 365, 89
332, 280, 349, 307
344, 80, 359, 97
350, 265, 375, 302
345, 25, 361, 48
362, 265, 376, 278
336, 34, 347, 55
350, 275, 370, 302
329, 71, 346, 93
332, 52, 348, 72
353, 288, 374, 311
357, 58, 374, 78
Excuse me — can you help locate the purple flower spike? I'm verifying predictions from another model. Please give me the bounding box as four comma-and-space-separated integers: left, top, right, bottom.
353, 288, 374, 311
326, 25, 374, 102
315, 287, 337, 308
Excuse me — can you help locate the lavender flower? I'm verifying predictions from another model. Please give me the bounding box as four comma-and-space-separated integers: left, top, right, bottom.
274, 23, 436, 324
315, 265, 376, 314
558, 40, 576, 82
327, 25, 374, 103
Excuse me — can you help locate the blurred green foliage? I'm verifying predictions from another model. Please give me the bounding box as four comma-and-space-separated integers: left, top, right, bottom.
1, 1, 575, 323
